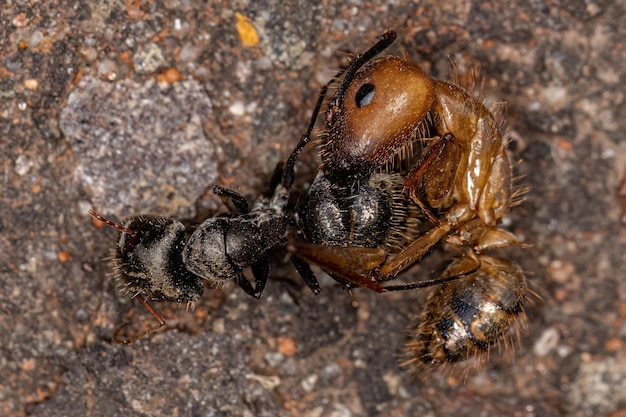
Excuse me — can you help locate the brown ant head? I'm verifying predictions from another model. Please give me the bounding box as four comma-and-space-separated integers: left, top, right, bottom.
322, 56, 436, 179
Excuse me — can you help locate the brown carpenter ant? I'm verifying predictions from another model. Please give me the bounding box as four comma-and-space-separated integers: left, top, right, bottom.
291, 30, 528, 365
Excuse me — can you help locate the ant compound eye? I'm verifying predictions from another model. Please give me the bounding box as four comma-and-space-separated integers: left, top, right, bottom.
355, 83, 375, 108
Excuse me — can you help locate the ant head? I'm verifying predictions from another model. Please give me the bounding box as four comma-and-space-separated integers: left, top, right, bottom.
322, 56, 435, 180
89, 210, 204, 304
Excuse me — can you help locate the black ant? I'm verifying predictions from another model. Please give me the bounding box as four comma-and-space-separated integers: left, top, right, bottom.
89, 84, 334, 344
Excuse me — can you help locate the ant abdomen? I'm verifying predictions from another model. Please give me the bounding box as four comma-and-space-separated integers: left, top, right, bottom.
407, 255, 526, 364
116, 216, 204, 304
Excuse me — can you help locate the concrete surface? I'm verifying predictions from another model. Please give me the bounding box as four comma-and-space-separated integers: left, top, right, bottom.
1, 1, 625, 416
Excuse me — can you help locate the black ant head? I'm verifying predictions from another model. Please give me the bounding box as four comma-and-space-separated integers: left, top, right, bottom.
115, 216, 205, 305
90, 210, 204, 305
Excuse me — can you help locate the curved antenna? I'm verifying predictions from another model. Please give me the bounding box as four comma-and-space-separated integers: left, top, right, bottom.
89, 209, 135, 236
333, 30, 397, 110
114, 294, 167, 344
281, 30, 398, 188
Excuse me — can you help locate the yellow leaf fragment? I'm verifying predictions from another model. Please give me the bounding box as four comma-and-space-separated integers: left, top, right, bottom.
235, 12, 259, 47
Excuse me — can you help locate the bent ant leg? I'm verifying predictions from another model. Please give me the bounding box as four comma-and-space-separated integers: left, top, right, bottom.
114, 293, 167, 344
213, 185, 250, 214
403, 133, 460, 224
382, 253, 480, 292
290, 256, 322, 295
234, 255, 270, 299
288, 240, 386, 293
375, 222, 453, 281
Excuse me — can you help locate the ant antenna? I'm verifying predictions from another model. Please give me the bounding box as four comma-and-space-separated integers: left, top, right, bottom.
114, 294, 167, 344
282, 80, 331, 188
89, 209, 136, 236
333, 30, 397, 111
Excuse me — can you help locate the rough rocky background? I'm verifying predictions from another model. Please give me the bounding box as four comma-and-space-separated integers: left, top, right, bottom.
1, 1, 625, 416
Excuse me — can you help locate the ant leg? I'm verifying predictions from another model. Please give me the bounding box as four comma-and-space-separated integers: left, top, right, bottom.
236, 255, 270, 299
383, 254, 481, 292
289, 240, 386, 293
235, 274, 261, 299
403, 133, 460, 224
376, 222, 452, 280
114, 294, 166, 344
290, 256, 321, 295
250, 255, 270, 298
326, 272, 363, 292
213, 185, 250, 214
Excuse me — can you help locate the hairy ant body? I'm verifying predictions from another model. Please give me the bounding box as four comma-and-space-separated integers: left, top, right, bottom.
291, 30, 527, 365
90, 90, 331, 343
296, 170, 420, 290
90, 176, 310, 343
